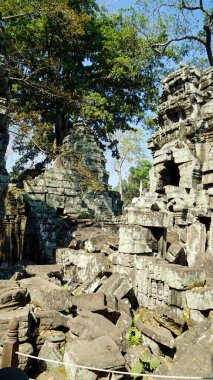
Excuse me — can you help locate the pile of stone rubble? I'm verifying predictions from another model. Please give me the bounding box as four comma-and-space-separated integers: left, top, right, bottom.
0, 224, 213, 380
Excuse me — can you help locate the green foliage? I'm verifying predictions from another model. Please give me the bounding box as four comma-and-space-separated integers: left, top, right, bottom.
122, 160, 152, 206
62, 283, 70, 292
131, 354, 161, 379
127, 314, 142, 346
2, 0, 180, 172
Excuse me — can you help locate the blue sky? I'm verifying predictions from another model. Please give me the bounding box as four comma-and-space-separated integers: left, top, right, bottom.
97, 0, 136, 9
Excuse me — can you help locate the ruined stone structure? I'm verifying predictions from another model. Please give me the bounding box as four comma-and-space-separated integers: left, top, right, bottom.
24, 121, 121, 219
112, 64, 213, 315
0, 122, 121, 264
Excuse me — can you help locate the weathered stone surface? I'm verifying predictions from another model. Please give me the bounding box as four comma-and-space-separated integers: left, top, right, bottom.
25, 264, 64, 279
0, 280, 28, 310
18, 277, 72, 311
153, 305, 185, 336
167, 320, 213, 378
64, 336, 125, 380
67, 311, 122, 345
71, 293, 106, 312
38, 335, 65, 371
56, 248, 111, 286
136, 322, 175, 349
186, 222, 206, 267
98, 273, 132, 299
185, 288, 213, 310
34, 309, 70, 330
0, 306, 32, 345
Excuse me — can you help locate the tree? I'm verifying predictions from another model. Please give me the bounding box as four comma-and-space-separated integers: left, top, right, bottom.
122, 160, 152, 206
1, 1, 178, 175
111, 127, 146, 201
135, 0, 213, 67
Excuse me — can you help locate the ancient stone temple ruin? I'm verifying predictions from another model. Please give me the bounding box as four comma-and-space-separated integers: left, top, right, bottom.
112, 64, 213, 314
0, 122, 121, 264
24, 121, 121, 219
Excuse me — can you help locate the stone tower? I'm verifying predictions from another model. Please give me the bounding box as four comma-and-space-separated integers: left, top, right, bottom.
112, 65, 213, 311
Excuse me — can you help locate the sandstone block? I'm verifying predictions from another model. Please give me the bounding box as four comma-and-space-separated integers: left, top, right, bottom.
185, 288, 213, 310
18, 278, 72, 311
136, 322, 175, 349
98, 272, 132, 300
64, 336, 125, 380
71, 293, 106, 312
67, 311, 122, 345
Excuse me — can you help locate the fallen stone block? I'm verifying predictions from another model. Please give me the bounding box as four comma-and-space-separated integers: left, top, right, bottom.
0, 280, 28, 311
56, 248, 111, 284
64, 336, 125, 380
67, 311, 122, 345
71, 293, 106, 312
18, 277, 72, 311
136, 322, 175, 349
38, 334, 65, 372
34, 309, 70, 330
168, 320, 213, 378
26, 264, 64, 279
165, 242, 185, 263
98, 272, 132, 299
154, 305, 185, 336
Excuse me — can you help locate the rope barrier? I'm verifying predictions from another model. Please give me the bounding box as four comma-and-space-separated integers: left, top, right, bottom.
16, 351, 212, 379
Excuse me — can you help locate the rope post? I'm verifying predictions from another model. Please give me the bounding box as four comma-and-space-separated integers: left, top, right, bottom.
1, 317, 19, 368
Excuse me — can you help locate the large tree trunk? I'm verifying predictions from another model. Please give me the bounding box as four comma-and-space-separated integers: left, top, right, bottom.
54, 111, 69, 147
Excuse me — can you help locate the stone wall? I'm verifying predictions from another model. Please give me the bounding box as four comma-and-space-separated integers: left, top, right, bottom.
113, 64, 213, 315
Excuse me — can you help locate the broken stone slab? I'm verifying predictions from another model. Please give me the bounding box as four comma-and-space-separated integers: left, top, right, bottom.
170, 289, 187, 308
167, 320, 213, 378
18, 277, 72, 311
186, 221, 206, 267
56, 248, 111, 284
38, 334, 65, 372
25, 264, 64, 279
0, 280, 28, 311
71, 293, 106, 312
67, 311, 122, 345
136, 322, 175, 349
34, 309, 70, 330
185, 287, 213, 310
64, 336, 125, 380
164, 242, 185, 264
97, 272, 132, 300
124, 344, 151, 371
153, 305, 185, 336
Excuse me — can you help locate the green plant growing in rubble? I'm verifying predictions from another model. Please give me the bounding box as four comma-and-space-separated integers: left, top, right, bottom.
127, 314, 142, 346
131, 354, 161, 380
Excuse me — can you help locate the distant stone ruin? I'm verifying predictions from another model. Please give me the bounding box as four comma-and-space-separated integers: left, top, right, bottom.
0, 121, 121, 264
112, 64, 213, 312
24, 121, 121, 219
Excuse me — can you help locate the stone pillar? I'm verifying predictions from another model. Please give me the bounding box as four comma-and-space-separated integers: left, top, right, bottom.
1, 318, 19, 368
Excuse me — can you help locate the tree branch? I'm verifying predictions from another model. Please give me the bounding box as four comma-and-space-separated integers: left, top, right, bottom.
152, 34, 206, 52
10, 125, 50, 154
181, 0, 209, 16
